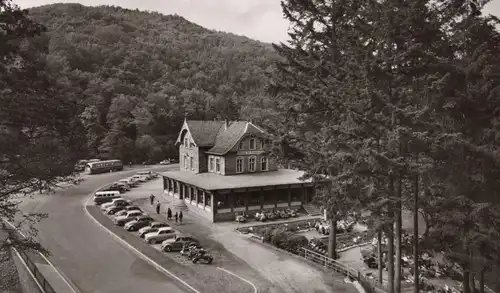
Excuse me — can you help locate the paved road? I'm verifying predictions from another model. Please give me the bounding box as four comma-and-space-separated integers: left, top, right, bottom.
18, 165, 192, 293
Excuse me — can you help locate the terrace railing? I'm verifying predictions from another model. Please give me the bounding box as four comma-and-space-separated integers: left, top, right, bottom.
302, 247, 388, 293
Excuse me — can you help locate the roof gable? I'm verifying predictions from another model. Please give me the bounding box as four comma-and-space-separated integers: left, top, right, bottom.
207, 121, 266, 155
177, 120, 224, 147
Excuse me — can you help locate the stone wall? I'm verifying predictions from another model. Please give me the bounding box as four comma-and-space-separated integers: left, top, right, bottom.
0, 249, 22, 293
10, 248, 44, 293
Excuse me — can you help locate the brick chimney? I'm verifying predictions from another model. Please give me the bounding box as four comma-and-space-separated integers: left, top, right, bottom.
224, 119, 228, 131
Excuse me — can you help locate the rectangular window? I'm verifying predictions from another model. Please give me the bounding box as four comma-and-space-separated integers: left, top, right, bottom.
216, 158, 220, 172
189, 156, 193, 170
261, 157, 268, 171
184, 137, 189, 148
249, 156, 256, 172
249, 138, 256, 150
236, 157, 243, 173
239, 141, 244, 150
184, 155, 188, 169
209, 157, 214, 171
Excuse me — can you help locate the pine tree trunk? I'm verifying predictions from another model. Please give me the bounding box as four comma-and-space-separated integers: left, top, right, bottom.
479, 270, 484, 293
413, 172, 419, 293
328, 218, 337, 259
388, 174, 395, 293
470, 250, 476, 293
464, 270, 471, 293
470, 272, 476, 293
378, 229, 383, 286
395, 175, 402, 293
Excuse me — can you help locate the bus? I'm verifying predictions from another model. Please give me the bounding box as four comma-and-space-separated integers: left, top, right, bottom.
85, 160, 124, 175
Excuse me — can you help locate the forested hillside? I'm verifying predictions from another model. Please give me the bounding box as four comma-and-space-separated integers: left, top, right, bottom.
27, 3, 280, 163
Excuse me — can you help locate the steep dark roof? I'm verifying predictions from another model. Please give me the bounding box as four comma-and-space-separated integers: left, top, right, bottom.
181, 120, 267, 154
185, 121, 224, 147
206, 121, 247, 155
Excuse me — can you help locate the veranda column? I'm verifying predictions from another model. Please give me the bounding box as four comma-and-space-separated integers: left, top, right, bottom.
244, 192, 249, 211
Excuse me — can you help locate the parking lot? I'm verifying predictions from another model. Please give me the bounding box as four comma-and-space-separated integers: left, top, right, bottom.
87, 172, 359, 293
86, 173, 277, 293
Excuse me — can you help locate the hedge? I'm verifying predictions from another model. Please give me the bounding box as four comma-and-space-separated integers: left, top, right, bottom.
260, 227, 309, 255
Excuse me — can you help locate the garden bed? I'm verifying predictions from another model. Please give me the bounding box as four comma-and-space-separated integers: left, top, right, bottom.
236, 219, 370, 257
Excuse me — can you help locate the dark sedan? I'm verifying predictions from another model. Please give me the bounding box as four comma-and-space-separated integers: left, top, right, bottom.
124, 215, 154, 231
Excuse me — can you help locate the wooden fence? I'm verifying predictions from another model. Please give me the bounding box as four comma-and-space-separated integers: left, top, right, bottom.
302, 247, 387, 293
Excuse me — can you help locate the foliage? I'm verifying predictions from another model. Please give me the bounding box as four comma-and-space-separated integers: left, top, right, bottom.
1, 0, 85, 259
24, 3, 281, 163
270, 0, 500, 292
260, 227, 309, 255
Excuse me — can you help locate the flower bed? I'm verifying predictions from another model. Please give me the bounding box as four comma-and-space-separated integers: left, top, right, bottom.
237, 220, 369, 257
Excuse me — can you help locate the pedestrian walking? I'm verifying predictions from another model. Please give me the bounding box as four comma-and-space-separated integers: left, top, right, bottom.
150, 194, 155, 205
167, 208, 172, 220
174, 212, 178, 223
179, 211, 183, 224
156, 201, 161, 214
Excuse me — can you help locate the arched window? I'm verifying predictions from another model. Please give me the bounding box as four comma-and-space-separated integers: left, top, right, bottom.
260, 157, 268, 171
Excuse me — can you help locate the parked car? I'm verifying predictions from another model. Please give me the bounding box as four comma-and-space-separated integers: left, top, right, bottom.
119, 178, 138, 187
136, 171, 156, 180
103, 201, 131, 213
114, 210, 144, 226
106, 204, 128, 215
145, 227, 176, 244
124, 215, 154, 231
138, 222, 170, 238
115, 206, 142, 217
101, 183, 127, 193
131, 175, 148, 183
160, 235, 199, 252
100, 198, 128, 211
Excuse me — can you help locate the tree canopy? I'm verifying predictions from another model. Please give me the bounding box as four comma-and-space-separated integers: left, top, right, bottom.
25, 3, 281, 163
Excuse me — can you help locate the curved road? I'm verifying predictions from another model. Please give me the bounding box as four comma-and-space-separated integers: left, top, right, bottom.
18, 165, 189, 293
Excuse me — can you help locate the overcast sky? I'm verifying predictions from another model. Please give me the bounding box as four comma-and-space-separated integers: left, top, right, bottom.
14, 0, 500, 43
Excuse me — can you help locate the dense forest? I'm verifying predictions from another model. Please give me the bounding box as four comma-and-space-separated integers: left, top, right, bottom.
27, 3, 280, 163
2, 1, 500, 293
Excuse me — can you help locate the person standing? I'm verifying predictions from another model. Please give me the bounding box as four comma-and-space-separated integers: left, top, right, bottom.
156, 201, 161, 214
174, 212, 178, 223
179, 211, 183, 224
150, 194, 155, 205
167, 208, 172, 220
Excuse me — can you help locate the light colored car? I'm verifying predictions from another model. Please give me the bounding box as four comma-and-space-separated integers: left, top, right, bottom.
159, 160, 170, 165
138, 222, 170, 238
114, 210, 144, 226
119, 178, 138, 187
160, 235, 199, 252
131, 175, 148, 183
135, 171, 156, 180
115, 206, 141, 217
100, 198, 127, 211
124, 215, 154, 231
145, 227, 176, 244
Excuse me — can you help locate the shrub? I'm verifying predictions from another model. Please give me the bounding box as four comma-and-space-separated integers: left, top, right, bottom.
270, 229, 289, 248
285, 234, 309, 254
260, 227, 277, 242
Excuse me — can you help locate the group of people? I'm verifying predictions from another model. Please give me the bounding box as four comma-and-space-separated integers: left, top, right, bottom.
150, 194, 183, 224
